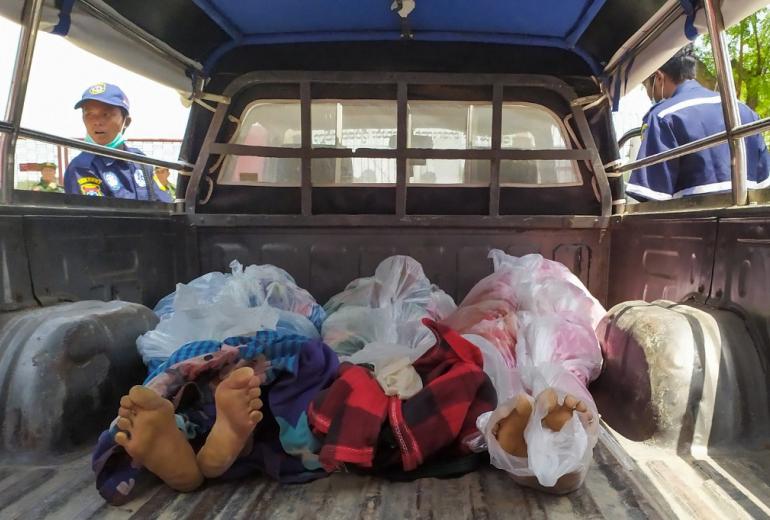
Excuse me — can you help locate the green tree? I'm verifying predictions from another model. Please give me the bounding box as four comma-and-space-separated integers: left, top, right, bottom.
694, 8, 770, 119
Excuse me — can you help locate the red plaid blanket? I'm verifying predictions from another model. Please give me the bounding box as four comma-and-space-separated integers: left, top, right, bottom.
308, 319, 496, 472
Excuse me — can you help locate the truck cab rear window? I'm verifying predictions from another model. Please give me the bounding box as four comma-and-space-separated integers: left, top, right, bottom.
217, 94, 580, 188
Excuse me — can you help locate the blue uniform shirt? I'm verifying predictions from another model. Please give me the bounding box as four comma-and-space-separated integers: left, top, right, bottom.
63, 145, 173, 202
628, 80, 770, 201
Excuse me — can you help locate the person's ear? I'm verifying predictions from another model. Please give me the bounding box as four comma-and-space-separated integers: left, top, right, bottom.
123, 115, 132, 132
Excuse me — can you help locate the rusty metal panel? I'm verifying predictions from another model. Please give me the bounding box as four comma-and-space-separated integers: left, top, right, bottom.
708, 217, 770, 445
607, 217, 718, 307
710, 217, 770, 329
0, 301, 152, 460
23, 215, 182, 308
0, 216, 36, 311
197, 227, 608, 305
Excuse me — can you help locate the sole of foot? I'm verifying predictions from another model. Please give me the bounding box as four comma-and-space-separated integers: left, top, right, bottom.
493, 393, 533, 457
536, 388, 592, 432
196, 366, 264, 479
115, 386, 203, 492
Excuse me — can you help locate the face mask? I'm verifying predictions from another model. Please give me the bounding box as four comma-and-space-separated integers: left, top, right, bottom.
85, 131, 126, 149
652, 74, 666, 103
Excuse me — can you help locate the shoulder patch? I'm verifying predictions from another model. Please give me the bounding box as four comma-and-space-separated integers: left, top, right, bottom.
103, 172, 121, 190
77, 176, 102, 196
133, 169, 147, 188
77, 176, 102, 186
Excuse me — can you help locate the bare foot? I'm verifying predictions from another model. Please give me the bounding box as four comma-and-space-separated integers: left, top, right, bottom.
493, 394, 533, 457
196, 366, 264, 478
537, 388, 592, 432
115, 386, 203, 492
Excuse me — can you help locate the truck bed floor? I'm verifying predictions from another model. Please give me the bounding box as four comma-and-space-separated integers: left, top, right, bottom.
3, 428, 769, 519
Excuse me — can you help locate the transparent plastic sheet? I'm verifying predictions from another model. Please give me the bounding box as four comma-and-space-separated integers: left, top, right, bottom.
516, 312, 603, 387
322, 256, 457, 357
321, 302, 437, 357
154, 261, 320, 323
476, 365, 598, 492
489, 250, 605, 329
453, 250, 604, 491
324, 256, 454, 320
137, 304, 280, 364
154, 271, 229, 320
462, 334, 524, 402
138, 261, 324, 365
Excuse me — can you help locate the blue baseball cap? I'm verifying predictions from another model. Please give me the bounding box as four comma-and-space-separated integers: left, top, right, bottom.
74, 82, 130, 112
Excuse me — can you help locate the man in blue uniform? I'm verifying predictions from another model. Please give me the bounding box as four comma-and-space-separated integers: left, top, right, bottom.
627, 48, 770, 201
63, 83, 172, 202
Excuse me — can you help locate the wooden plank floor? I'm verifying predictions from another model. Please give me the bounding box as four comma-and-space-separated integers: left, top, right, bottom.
0, 441, 670, 520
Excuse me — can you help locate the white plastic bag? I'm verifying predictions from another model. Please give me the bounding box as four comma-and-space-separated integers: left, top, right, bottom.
478, 365, 598, 492
462, 334, 524, 402
322, 256, 456, 357
457, 250, 604, 491
515, 312, 603, 388
324, 256, 449, 316
137, 304, 280, 364
322, 302, 437, 357
488, 250, 606, 329
154, 271, 229, 320
140, 260, 324, 365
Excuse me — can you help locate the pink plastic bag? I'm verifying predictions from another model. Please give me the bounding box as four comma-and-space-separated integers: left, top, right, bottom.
456, 250, 604, 491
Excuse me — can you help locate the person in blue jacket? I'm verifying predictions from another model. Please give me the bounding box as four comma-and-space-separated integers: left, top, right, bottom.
63, 82, 172, 202
627, 47, 770, 201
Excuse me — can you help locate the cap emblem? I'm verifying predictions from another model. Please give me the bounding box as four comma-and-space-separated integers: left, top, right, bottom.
89, 83, 107, 95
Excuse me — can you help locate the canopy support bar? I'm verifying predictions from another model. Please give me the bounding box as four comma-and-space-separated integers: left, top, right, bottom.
1, 0, 44, 205
0, 125, 194, 172
704, 0, 748, 206
613, 116, 770, 174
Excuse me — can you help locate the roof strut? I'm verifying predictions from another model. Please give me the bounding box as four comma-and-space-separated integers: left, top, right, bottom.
391, 0, 415, 40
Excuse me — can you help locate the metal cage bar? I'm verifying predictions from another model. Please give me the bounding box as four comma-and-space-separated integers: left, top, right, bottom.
704, 0, 748, 206
300, 82, 312, 216
0, 126, 193, 172
1, 0, 44, 205
185, 71, 606, 215
613, 116, 770, 174
489, 83, 503, 216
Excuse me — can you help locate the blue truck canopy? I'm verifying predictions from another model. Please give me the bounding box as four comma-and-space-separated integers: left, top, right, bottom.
0, 0, 767, 104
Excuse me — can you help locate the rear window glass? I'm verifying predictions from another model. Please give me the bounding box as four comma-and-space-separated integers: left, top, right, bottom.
500, 104, 580, 186
218, 95, 581, 188
218, 100, 301, 185
312, 100, 396, 150
408, 102, 491, 149
311, 158, 396, 185
408, 159, 490, 185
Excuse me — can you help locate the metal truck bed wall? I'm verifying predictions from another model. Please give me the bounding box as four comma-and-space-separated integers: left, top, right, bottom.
0, 210, 190, 312
192, 215, 609, 305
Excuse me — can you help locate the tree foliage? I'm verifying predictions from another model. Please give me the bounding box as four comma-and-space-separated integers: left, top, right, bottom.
694, 7, 770, 118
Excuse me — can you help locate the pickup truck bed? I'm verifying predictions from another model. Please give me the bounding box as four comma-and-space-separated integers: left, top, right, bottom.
0, 432, 673, 520
4, 425, 769, 520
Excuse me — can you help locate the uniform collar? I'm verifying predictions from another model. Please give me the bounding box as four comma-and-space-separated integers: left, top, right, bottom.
92, 143, 129, 167
672, 79, 701, 97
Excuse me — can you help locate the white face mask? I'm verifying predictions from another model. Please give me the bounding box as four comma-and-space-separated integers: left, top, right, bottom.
652, 73, 666, 103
